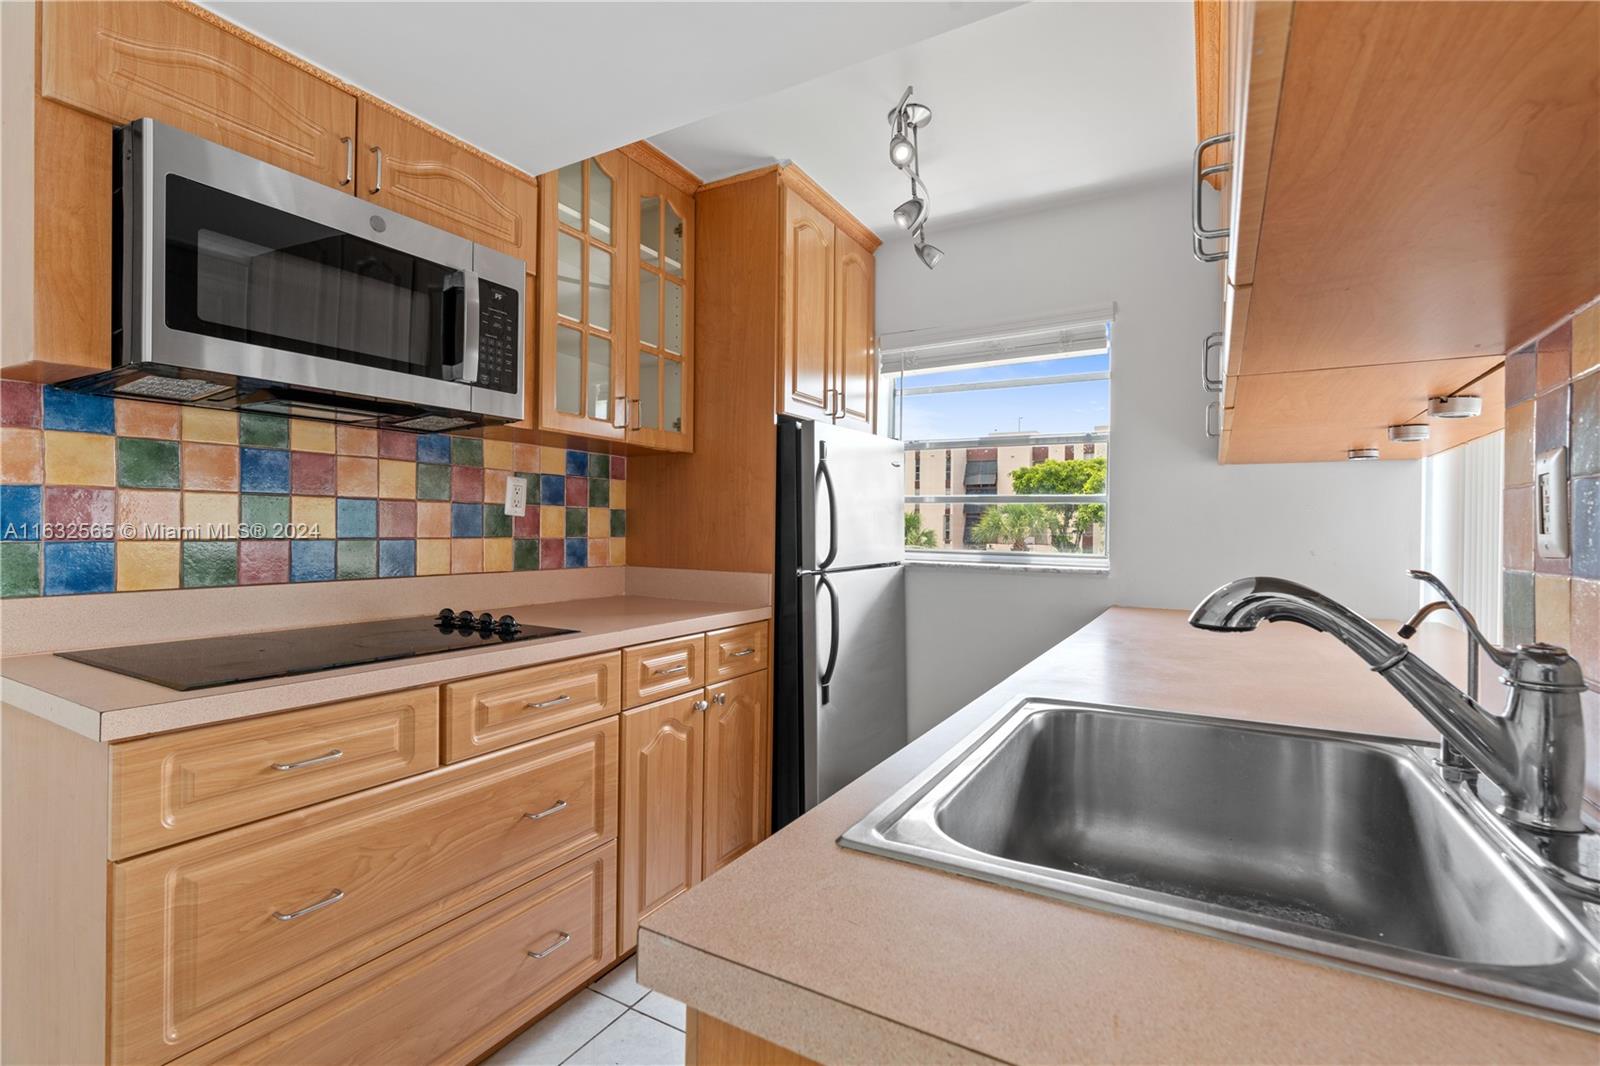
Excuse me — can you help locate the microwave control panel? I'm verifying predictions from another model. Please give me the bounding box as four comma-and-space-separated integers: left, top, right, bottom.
476, 278, 521, 394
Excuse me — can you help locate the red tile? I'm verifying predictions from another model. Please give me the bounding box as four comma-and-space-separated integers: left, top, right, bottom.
378, 430, 418, 460
239, 539, 290, 585
0, 381, 41, 428
565, 475, 589, 507
290, 451, 337, 495
540, 538, 566, 569
1537, 321, 1573, 396
513, 505, 539, 539
609, 455, 627, 480
42, 487, 115, 539
451, 464, 484, 502
378, 500, 417, 538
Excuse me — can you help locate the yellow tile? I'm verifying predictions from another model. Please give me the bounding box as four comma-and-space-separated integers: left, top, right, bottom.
483, 538, 514, 572
1, 428, 43, 483
42, 431, 115, 486
609, 538, 626, 565
451, 538, 483, 573
540, 448, 568, 475
291, 495, 336, 539
116, 541, 180, 591
482, 440, 515, 470
588, 507, 609, 534
378, 459, 417, 499
417, 500, 451, 538
290, 419, 336, 453
587, 538, 609, 567
180, 407, 238, 444
416, 538, 451, 575
540, 504, 566, 534
513, 444, 539, 472
1535, 574, 1572, 647
182, 492, 238, 539
1574, 303, 1600, 379
609, 480, 626, 509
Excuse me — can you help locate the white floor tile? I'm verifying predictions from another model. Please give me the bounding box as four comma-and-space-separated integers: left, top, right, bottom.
483, 990, 626, 1066
564, 1010, 685, 1066
632, 991, 686, 1032
587, 957, 650, 1006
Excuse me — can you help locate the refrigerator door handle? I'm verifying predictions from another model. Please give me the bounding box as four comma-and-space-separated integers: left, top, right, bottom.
817, 444, 839, 571
817, 572, 840, 705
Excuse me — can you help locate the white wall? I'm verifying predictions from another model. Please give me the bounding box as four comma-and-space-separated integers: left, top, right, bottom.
878, 177, 1424, 738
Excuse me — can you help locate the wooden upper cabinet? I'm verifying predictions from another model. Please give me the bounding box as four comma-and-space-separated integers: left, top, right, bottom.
619, 691, 704, 953
40, 0, 357, 187
626, 160, 695, 451
356, 101, 538, 267
780, 186, 837, 421
703, 671, 770, 876
833, 230, 877, 431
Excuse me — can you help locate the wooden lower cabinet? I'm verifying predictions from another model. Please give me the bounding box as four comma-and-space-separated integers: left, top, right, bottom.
175, 844, 617, 1066
704, 672, 770, 876
687, 1010, 818, 1066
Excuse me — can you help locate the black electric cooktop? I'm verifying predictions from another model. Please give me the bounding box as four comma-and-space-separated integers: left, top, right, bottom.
58, 609, 576, 691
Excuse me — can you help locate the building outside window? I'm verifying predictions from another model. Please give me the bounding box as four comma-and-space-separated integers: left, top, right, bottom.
881, 310, 1112, 567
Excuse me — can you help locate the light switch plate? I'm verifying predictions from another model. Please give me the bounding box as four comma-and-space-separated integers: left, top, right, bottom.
1535, 447, 1569, 559
504, 475, 528, 517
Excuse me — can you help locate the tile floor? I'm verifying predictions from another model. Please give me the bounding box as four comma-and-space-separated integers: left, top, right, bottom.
485, 957, 685, 1066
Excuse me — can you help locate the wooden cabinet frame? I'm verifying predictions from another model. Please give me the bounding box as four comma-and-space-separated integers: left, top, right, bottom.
625, 163, 696, 451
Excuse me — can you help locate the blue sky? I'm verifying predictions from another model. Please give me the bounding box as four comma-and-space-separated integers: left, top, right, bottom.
895, 353, 1110, 440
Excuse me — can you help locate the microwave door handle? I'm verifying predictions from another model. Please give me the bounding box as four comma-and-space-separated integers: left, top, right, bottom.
448, 269, 481, 385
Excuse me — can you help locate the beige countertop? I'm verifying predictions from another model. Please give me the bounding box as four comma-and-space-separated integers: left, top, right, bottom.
0, 594, 768, 741
638, 607, 1599, 1065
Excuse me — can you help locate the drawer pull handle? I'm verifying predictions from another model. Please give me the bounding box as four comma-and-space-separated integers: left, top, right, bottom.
729, 648, 755, 658
528, 694, 572, 710
524, 799, 568, 821
528, 931, 571, 959
271, 748, 344, 772
272, 888, 345, 922
653, 664, 688, 677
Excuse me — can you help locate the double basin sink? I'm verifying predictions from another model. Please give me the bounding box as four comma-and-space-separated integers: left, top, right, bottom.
840, 700, 1600, 1025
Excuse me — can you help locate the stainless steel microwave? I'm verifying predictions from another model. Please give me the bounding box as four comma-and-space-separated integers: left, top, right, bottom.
86, 118, 525, 429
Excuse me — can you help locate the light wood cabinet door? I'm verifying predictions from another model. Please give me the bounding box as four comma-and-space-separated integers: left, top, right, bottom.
832, 230, 876, 430
779, 186, 836, 420
174, 845, 617, 1066
442, 652, 621, 762
109, 719, 617, 1065
356, 101, 538, 266
40, 0, 357, 187
619, 691, 704, 952
703, 671, 770, 876
626, 161, 695, 452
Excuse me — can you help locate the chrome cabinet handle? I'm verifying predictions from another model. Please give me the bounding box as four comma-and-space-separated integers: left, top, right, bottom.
614, 393, 628, 429
1202, 331, 1224, 393
729, 648, 755, 658
1192, 132, 1232, 263
630, 398, 642, 432
712, 692, 728, 706
528, 694, 571, 710
691, 699, 709, 713
528, 932, 571, 959
653, 663, 688, 677
1205, 400, 1221, 439
339, 136, 353, 186
272, 888, 344, 922
272, 748, 343, 772
369, 145, 384, 194
524, 799, 568, 821
823, 386, 837, 420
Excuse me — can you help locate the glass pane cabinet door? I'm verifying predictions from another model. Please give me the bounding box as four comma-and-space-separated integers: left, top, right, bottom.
629, 167, 691, 449
542, 154, 624, 437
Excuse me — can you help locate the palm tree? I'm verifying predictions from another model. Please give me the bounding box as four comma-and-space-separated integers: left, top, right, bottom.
904, 510, 937, 548
971, 504, 1063, 552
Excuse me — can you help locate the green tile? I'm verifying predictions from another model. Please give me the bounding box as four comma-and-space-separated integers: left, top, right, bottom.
117, 437, 180, 489
337, 539, 377, 579
589, 477, 610, 507
483, 504, 511, 538
586, 452, 607, 477
182, 541, 238, 588
610, 508, 627, 538
565, 506, 587, 537
239, 412, 290, 449
514, 538, 540, 571
240, 494, 291, 538
0, 542, 41, 597
450, 437, 483, 467
416, 463, 452, 500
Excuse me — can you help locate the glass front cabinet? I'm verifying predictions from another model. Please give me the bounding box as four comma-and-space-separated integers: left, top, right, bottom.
627, 162, 694, 452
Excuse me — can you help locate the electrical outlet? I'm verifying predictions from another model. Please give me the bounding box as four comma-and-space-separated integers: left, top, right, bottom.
504, 475, 528, 517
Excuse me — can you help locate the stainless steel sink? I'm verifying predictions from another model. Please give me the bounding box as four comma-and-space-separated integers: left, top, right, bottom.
840, 700, 1600, 1025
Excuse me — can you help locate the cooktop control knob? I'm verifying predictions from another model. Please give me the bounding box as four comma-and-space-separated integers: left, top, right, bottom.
496, 615, 520, 637
454, 609, 475, 626
476, 611, 495, 631
435, 608, 455, 625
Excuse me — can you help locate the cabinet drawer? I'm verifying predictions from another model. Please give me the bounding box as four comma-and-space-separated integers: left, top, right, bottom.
706, 623, 769, 682
109, 719, 617, 1065
623, 635, 706, 707
444, 653, 621, 763
110, 687, 439, 859
174, 844, 617, 1066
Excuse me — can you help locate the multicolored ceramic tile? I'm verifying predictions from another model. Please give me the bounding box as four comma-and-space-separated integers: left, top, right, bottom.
417, 501, 451, 539
182, 541, 238, 588
336, 456, 379, 498
1, 428, 43, 484
378, 500, 417, 539
180, 443, 240, 491
42, 487, 115, 540
378, 539, 416, 577
452, 465, 484, 502
337, 539, 377, 579
115, 399, 181, 440
43, 541, 114, 595
0, 381, 42, 428
181, 408, 238, 445
378, 460, 417, 499
336, 498, 378, 538
117, 541, 180, 591
484, 537, 513, 573
239, 412, 290, 449
336, 426, 378, 457
183, 492, 239, 539
117, 438, 180, 489
290, 419, 336, 454
0, 542, 40, 597
451, 538, 483, 573
42, 388, 114, 435
241, 448, 292, 494
291, 539, 336, 582
417, 538, 451, 575
292, 496, 337, 540
239, 539, 291, 585
291, 451, 337, 495
417, 463, 452, 500
45, 431, 116, 486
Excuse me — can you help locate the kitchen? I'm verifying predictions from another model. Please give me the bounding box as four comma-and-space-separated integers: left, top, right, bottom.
0, 1, 1596, 1064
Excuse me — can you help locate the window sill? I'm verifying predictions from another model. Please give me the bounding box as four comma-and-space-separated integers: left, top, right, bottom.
904, 556, 1110, 576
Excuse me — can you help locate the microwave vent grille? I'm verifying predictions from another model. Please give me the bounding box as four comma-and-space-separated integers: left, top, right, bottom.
113, 376, 232, 402
391, 414, 475, 432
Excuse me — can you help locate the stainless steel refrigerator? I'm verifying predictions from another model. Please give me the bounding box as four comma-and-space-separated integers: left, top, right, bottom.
773, 417, 907, 829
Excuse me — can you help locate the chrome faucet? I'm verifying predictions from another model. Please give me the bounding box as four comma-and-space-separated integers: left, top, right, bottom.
1190, 570, 1589, 834
1397, 598, 1480, 781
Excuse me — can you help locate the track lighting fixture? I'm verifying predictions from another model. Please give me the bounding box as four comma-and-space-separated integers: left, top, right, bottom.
886, 86, 942, 269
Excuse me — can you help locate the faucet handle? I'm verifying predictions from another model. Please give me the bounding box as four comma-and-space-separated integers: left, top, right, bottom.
1407, 569, 1515, 668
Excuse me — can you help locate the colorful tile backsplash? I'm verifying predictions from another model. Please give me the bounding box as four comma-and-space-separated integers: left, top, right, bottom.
0, 385, 626, 596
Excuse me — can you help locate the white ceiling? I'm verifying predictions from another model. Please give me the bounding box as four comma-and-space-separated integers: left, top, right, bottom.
653, 2, 1199, 237
199, 1, 1011, 176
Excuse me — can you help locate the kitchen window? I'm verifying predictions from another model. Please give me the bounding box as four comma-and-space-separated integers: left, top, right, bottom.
882, 309, 1112, 569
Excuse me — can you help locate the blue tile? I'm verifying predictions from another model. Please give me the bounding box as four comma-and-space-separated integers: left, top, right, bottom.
41, 387, 114, 434
1573, 476, 1599, 581
565, 449, 589, 477
416, 434, 452, 464
539, 474, 566, 505
43, 541, 114, 595
564, 538, 587, 568
240, 448, 291, 494
1, 485, 41, 541
336, 497, 378, 538
451, 501, 483, 537
378, 539, 416, 577
291, 540, 336, 582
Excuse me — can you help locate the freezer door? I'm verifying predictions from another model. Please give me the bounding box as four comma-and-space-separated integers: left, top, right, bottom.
798, 419, 905, 571
801, 565, 907, 807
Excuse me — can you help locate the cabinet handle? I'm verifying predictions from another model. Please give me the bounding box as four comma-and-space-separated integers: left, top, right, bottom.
369, 145, 384, 194
1205, 400, 1221, 440
527, 932, 571, 959
712, 692, 728, 706
652, 663, 688, 677
1202, 331, 1224, 393
1192, 133, 1232, 263
630, 398, 642, 432
339, 136, 353, 186
729, 647, 755, 658
527, 694, 571, 710
824, 386, 837, 420
691, 699, 709, 713
272, 888, 345, 922
523, 799, 568, 821
271, 748, 343, 772
614, 393, 628, 429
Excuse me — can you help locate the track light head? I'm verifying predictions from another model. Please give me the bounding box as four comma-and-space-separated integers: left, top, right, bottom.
888, 133, 916, 168
915, 237, 943, 269
893, 197, 925, 230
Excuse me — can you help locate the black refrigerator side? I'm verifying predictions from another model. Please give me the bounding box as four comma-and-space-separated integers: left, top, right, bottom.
773, 417, 807, 831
